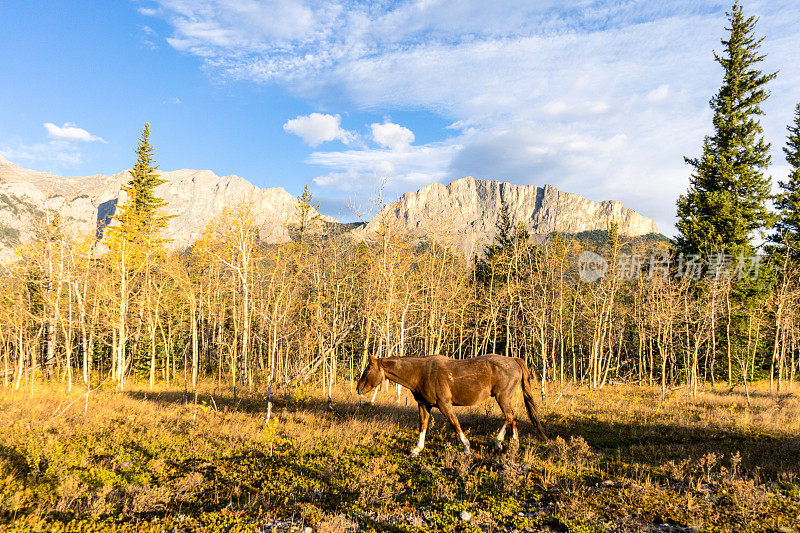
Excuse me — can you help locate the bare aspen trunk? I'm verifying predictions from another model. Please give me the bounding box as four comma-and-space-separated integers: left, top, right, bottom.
790, 328, 797, 386
241, 274, 250, 390
149, 325, 157, 390
191, 295, 198, 389
111, 325, 117, 382
742, 314, 754, 406
14, 328, 25, 390
116, 251, 128, 390
65, 282, 73, 392
87, 290, 99, 385
231, 286, 238, 390
2, 331, 7, 389
362, 317, 372, 367
778, 324, 787, 392
570, 296, 577, 382
265, 322, 278, 424
79, 297, 89, 388
216, 319, 223, 389
148, 281, 157, 390
709, 296, 716, 388
726, 289, 733, 385
660, 335, 668, 401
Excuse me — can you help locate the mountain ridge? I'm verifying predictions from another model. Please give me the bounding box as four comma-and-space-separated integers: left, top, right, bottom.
0, 156, 660, 260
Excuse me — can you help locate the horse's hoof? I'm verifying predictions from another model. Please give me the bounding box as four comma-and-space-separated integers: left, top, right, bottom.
410, 448, 421, 457
494, 441, 503, 452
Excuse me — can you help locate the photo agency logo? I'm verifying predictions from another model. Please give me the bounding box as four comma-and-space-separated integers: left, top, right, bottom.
577, 252, 764, 282
578, 251, 609, 282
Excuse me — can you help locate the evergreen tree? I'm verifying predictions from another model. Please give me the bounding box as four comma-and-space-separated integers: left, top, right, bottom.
491, 198, 514, 252
770, 103, 800, 262
112, 123, 171, 241
482, 198, 520, 257
479, 197, 531, 280
295, 184, 321, 246
676, 2, 777, 257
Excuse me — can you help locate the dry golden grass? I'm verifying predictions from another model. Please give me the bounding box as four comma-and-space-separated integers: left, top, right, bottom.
0, 380, 799, 532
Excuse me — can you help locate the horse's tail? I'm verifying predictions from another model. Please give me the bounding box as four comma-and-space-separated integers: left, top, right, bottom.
514, 357, 548, 440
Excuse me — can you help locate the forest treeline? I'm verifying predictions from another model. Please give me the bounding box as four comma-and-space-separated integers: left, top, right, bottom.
1, 188, 798, 404
3, 2, 800, 404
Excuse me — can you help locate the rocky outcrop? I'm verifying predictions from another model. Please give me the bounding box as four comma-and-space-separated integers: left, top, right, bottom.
358, 177, 659, 256
0, 155, 327, 259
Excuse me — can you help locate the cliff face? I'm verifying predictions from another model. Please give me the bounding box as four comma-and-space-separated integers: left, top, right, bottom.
359, 177, 659, 256
0, 155, 324, 259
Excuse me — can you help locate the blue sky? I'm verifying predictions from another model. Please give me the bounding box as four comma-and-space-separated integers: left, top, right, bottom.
1, 1, 799, 233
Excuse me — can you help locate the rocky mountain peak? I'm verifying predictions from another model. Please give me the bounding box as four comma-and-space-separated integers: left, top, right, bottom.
359, 177, 659, 257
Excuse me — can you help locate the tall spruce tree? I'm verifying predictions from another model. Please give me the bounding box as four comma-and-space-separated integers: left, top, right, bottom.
113, 123, 171, 240
770, 103, 800, 262
479, 197, 532, 281
295, 184, 321, 246
492, 197, 514, 252
676, 2, 777, 257
480, 197, 513, 266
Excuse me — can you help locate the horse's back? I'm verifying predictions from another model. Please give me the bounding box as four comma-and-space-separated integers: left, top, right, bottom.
457, 354, 523, 375
431, 354, 522, 375
432, 354, 523, 406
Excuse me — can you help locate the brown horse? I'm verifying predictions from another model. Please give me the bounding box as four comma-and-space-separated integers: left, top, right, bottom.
356, 354, 548, 455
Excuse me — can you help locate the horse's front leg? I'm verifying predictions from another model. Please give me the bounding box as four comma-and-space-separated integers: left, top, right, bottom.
411, 403, 431, 456
438, 400, 471, 454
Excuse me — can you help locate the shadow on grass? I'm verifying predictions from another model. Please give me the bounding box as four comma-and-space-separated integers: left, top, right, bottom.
0, 442, 31, 481
122, 388, 800, 481
702, 387, 799, 401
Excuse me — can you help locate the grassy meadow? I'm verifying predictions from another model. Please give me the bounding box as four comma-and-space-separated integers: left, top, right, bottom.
1, 381, 799, 532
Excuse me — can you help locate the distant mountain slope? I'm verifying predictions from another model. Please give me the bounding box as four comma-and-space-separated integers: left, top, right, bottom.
356, 177, 660, 256
0, 155, 328, 259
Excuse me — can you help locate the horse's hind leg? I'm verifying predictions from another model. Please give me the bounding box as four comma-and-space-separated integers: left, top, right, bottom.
494, 393, 518, 451
411, 403, 431, 457
438, 401, 471, 454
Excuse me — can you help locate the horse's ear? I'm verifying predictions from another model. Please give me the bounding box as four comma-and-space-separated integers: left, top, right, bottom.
368, 353, 377, 364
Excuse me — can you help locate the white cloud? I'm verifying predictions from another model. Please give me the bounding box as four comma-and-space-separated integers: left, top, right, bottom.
1, 122, 107, 169
44, 122, 106, 143
543, 100, 610, 117
646, 84, 670, 103
141, 24, 159, 49
283, 113, 355, 147
144, 0, 800, 234
309, 133, 460, 193
371, 122, 414, 151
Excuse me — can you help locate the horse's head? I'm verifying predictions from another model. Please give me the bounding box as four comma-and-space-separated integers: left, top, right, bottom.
356, 354, 384, 395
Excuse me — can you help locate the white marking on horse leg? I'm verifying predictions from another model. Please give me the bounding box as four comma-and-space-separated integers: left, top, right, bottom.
459, 432, 471, 454
494, 425, 507, 450
512, 426, 519, 441
411, 430, 426, 456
